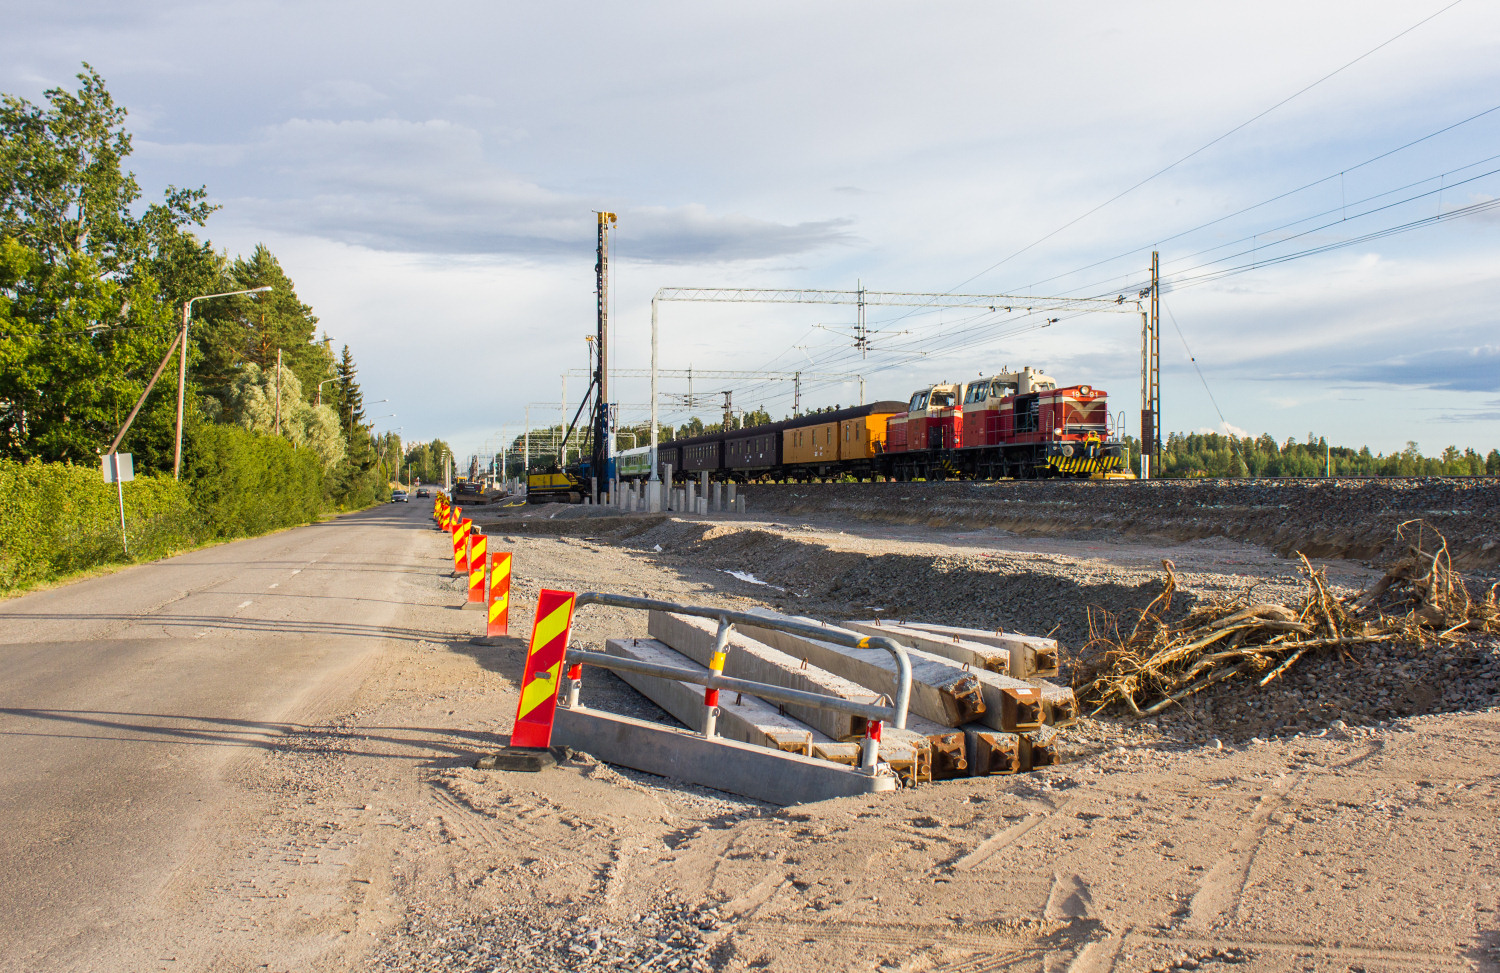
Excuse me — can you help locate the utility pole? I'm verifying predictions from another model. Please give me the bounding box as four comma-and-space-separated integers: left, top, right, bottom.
559, 373, 568, 466
592, 212, 617, 500
524, 405, 531, 476
1150, 251, 1161, 475
721, 390, 734, 431
1141, 251, 1161, 478
273, 348, 283, 436
794, 372, 802, 415
855, 279, 868, 358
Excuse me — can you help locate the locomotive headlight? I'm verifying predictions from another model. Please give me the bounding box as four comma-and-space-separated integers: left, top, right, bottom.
1061, 444, 1074, 457
1079, 385, 1091, 395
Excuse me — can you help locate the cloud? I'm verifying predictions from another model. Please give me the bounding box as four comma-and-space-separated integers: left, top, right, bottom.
1341, 344, 1500, 392
299, 80, 387, 110
229, 117, 852, 262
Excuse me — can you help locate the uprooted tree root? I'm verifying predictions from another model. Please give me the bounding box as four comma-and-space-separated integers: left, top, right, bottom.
1073, 521, 1500, 718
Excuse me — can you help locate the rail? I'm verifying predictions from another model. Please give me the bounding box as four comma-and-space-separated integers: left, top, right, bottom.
563, 592, 914, 773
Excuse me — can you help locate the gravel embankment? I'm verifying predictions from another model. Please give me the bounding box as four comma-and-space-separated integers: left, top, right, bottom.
740, 478, 1500, 567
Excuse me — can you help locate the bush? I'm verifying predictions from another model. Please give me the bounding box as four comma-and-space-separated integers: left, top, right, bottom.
183, 423, 324, 538
0, 458, 197, 590
0, 423, 326, 593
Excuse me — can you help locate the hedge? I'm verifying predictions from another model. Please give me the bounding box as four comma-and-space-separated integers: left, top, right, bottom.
0, 424, 326, 593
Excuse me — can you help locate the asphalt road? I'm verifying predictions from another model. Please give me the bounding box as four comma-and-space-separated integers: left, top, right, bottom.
0, 500, 443, 972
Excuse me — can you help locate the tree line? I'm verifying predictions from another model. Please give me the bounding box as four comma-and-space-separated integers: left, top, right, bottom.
1139, 431, 1500, 478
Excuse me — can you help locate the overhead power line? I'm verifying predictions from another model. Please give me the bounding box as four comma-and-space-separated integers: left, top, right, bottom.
1023, 99, 1500, 294
960, 0, 1467, 291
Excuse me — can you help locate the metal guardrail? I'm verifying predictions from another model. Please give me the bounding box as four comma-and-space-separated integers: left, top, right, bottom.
563, 592, 914, 773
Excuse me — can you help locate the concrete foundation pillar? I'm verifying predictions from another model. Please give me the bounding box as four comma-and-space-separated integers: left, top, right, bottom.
710, 482, 721, 513
726, 482, 737, 507
696, 497, 707, 515
646, 480, 662, 513
735, 496, 746, 514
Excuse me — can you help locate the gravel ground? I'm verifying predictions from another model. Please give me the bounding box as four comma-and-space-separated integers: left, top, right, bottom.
485, 510, 1500, 749
739, 477, 1500, 568
415, 502, 1500, 972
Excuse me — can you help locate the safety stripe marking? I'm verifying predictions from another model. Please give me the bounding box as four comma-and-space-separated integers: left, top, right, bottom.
518, 660, 563, 716
531, 599, 573, 653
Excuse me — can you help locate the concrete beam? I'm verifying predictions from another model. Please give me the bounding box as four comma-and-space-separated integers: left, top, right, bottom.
734, 619, 986, 728
647, 611, 879, 741
882, 620, 1060, 679
552, 706, 897, 806
737, 616, 1054, 733
964, 729, 1021, 776
603, 638, 814, 753
779, 614, 1075, 728
844, 619, 1010, 675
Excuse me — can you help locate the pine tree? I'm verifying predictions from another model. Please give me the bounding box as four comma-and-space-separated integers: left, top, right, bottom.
334, 345, 363, 441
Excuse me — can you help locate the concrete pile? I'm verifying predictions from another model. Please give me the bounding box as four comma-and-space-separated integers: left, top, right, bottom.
605, 610, 1077, 785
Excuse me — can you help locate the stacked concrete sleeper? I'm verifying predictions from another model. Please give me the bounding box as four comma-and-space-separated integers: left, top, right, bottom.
609, 610, 1078, 783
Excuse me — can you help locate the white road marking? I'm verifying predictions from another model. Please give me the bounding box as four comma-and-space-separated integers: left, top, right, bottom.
268, 583, 279, 589
290, 569, 302, 576
237, 600, 253, 609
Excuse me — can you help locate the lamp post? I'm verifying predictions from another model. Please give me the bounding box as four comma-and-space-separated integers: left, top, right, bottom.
356, 398, 389, 431
391, 426, 405, 489
174, 285, 273, 479
316, 377, 336, 406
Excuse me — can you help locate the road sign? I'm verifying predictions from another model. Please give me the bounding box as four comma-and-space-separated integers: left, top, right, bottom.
101, 453, 134, 483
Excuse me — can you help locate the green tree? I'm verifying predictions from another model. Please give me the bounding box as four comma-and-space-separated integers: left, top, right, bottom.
332, 344, 364, 440
0, 66, 217, 466
192, 245, 329, 403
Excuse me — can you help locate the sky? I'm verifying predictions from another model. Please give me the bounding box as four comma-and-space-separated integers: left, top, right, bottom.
5, 1, 1500, 463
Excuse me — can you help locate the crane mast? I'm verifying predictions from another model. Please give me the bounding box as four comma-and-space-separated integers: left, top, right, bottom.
592, 212, 616, 500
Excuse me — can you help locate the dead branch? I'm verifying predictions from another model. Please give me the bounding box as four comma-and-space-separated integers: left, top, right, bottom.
1075, 521, 1496, 718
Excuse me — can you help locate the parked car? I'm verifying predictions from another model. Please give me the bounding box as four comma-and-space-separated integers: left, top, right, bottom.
391, 490, 409, 502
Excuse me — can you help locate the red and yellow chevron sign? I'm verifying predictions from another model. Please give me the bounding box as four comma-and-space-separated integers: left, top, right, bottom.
487, 551, 512, 637
466, 533, 487, 603
452, 518, 472, 574
510, 589, 576, 748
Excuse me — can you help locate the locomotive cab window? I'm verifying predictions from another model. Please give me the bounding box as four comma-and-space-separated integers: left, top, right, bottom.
964, 384, 987, 404
910, 391, 929, 411
991, 381, 1017, 399
930, 390, 955, 408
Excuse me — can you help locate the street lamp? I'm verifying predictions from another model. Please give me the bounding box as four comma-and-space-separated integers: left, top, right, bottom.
175, 285, 273, 479
316, 377, 336, 406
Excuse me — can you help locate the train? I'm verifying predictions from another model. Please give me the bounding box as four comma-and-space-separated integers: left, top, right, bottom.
611, 366, 1128, 485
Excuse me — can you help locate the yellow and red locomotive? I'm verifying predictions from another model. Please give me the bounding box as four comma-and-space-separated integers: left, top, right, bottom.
882, 368, 1124, 478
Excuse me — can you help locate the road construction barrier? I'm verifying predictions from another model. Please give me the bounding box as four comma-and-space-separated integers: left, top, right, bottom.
511, 589, 578, 748
452, 518, 471, 574
487, 551, 512, 637
507, 592, 912, 778
467, 532, 487, 603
